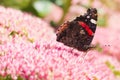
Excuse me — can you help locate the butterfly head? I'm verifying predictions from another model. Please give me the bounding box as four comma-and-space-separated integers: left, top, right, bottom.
86, 8, 97, 25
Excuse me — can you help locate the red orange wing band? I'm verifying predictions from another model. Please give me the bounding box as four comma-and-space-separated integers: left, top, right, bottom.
78, 21, 93, 36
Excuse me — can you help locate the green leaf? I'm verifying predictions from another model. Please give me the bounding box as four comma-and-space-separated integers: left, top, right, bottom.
57, 0, 71, 25
17, 76, 25, 80
105, 61, 120, 77
33, 0, 52, 18
61, 0, 71, 11
0, 75, 4, 80
50, 21, 57, 27
105, 61, 115, 71
0, 0, 31, 9
113, 70, 120, 77
95, 43, 103, 52
9, 31, 18, 36
97, 14, 108, 27
5, 75, 12, 80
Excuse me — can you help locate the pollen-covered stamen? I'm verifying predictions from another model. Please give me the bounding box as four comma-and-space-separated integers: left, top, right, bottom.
78, 21, 94, 36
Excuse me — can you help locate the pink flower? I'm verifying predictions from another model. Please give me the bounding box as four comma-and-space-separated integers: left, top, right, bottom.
0, 6, 55, 45
93, 27, 120, 60
0, 6, 120, 80
0, 41, 119, 80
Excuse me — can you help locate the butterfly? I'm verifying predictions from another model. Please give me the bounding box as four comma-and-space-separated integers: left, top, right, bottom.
56, 8, 98, 51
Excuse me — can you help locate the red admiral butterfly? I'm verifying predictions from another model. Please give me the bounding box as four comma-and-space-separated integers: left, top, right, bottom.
56, 8, 97, 51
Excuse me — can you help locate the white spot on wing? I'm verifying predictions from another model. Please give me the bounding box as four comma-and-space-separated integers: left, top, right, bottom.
90, 19, 96, 24
87, 16, 90, 18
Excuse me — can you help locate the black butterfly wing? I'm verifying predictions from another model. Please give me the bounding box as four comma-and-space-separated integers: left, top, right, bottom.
56, 8, 97, 51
